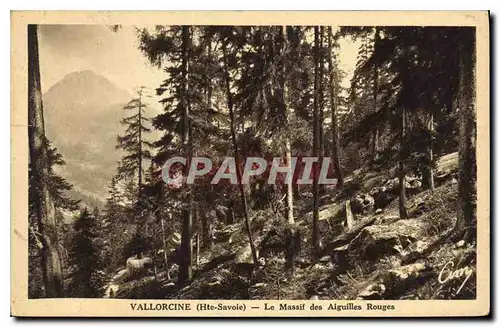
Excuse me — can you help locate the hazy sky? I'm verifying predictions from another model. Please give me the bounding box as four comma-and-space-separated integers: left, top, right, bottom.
38, 25, 359, 97
39, 25, 165, 95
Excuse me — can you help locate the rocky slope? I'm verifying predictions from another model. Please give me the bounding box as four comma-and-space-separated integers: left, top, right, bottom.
108, 151, 476, 300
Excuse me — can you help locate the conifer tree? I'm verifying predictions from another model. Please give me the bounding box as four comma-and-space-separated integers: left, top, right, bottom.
326, 27, 345, 188
456, 28, 477, 241
220, 27, 258, 266
101, 176, 131, 270
46, 139, 81, 211
116, 86, 153, 202
29, 138, 80, 298
344, 27, 471, 220
67, 208, 105, 298
139, 25, 226, 286
115, 86, 153, 256
311, 26, 321, 255
28, 24, 63, 298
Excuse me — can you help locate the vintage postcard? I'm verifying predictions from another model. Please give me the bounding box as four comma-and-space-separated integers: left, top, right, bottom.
11, 11, 490, 317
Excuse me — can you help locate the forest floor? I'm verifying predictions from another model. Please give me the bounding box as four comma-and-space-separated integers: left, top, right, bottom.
108, 151, 476, 300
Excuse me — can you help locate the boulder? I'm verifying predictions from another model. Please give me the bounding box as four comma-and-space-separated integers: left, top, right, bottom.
304, 203, 343, 232
377, 215, 401, 225
321, 217, 377, 258
435, 152, 459, 179
114, 276, 166, 299
250, 282, 267, 289
401, 240, 430, 259
310, 261, 335, 272
214, 204, 229, 222
305, 203, 343, 221
126, 256, 153, 280
235, 244, 259, 265
234, 244, 261, 281
199, 251, 237, 275
351, 193, 375, 215
381, 178, 399, 193
406, 176, 422, 189
259, 229, 285, 257
319, 255, 332, 263
345, 199, 355, 230
356, 262, 431, 300
371, 187, 396, 209
357, 283, 386, 300
162, 281, 176, 294
112, 268, 129, 283
383, 262, 432, 298
375, 175, 422, 195
360, 172, 390, 193
348, 218, 427, 261
214, 223, 240, 243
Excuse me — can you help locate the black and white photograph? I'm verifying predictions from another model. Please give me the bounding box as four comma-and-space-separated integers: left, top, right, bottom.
12, 10, 490, 317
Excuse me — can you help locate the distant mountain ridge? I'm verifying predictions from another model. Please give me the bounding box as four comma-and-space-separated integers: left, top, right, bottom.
44, 70, 132, 207
45, 70, 131, 110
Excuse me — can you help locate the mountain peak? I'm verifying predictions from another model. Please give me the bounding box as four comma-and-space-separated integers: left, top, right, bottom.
66, 69, 101, 79
43, 70, 133, 203
65, 69, 111, 80
44, 70, 131, 107
48, 70, 128, 96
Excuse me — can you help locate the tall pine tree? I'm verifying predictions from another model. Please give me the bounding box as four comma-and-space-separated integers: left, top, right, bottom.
116, 86, 153, 256
28, 24, 63, 298
67, 208, 105, 298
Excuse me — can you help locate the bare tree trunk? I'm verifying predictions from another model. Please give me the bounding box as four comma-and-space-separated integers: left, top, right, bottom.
318, 27, 326, 195
312, 26, 321, 255
372, 129, 380, 160
284, 142, 294, 223
28, 24, 63, 298
195, 233, 200, 266
208, 219, 214, 250
292, 183, 301, 200
279, 26, 294, 226
159, 184, 170, 276
202, 37, 214, 252
428, 111, 435, 190
279, 26, 298, 271
160, 216, 169, 274
151, 230, 158, 281
327, 27, 344, 188
399, 106, 409, 219
200, 209, 212, 250
226, 201, 235, 225
137, 89, 143, 200
456, 29, 476, 241
371, 27, 380, 161
178, 26, 193, 287
222, 38, 258, 266
133, 89, 146, 259
206, 35, 213, 124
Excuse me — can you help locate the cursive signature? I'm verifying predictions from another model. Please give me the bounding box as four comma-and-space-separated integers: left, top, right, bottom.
438, 260, 474, 295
